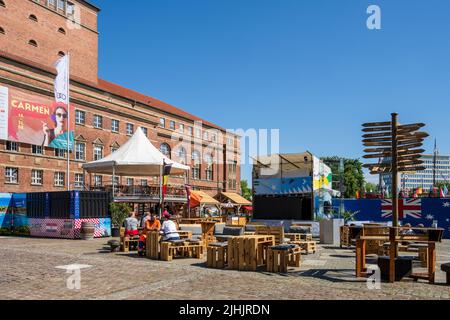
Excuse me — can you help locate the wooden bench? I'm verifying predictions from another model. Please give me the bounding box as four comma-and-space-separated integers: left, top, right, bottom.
160, 240, 204, 261
120, 227, 139, 252
285, 233, 312, 242
288, 240, 317, 254
206, 243, 228, 269
267, 245, 302, 273
256, 226, 285, 245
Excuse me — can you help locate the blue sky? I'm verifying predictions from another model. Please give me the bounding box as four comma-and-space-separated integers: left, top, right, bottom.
90, 0, 450, 184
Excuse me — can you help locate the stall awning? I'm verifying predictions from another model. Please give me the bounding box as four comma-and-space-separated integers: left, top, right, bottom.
190, 191, 220, 208
243, 206, 253, 211
216, 192, 252, 206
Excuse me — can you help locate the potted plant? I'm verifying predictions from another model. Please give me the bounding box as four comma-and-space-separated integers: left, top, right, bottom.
110, 202, 132, 237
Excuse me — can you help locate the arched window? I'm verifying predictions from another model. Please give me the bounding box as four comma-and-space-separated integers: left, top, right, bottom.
29, 14, 38, 22
192, 150, 201, 180
204, 154, 214, 181
58, 51, 65, 57
176, 146, 187, 165
28, 39, 38, 47
58, 27, 66, 35
0, 1, 5, 8
0, 27, 4, 35
160, 143, 171, 159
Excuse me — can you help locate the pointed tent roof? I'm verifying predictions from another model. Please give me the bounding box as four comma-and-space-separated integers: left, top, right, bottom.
82, 128, 190, 176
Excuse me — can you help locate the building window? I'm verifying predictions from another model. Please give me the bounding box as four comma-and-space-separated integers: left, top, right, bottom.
29, 15, 38, 22
126, 178, 134, 186
205, 154, 213, 181
170, 121, 175, 130
28, 39, 38, 47
31, 170, 43, 185
227, 136, 234, 146
211, 133, 217, 142
94, 175, 102, 187
195, 128, 201, 138
47, 0, 56, 8
54, 172, 65, 187
160, 143, 171, 158
58, 27, 66, 35
93, 115, 103, 128
75, 110, 85, 125
111, 146, 119, 153
188, 127, 193, 136
93, 145, 103, 161
6, 141, 19, 152
203, 131, 209, 141
179, 124, 184, 133
192, 151, 201, 180
75, 142, 85, 160
140, 179, 147, 186
55, 148, 66, 158
141, 127, 148, 136
176, 146, 187, 164
126, 123, 134, 135
159, 118, 165, 128
57, 0, 65, 11
111, 119, 119, 133
0, 27, 4, 35
5, 167, 18, 184
112, 176, 119, 186
75, 173, 84, 189
32, 145, 43, 155
66, 2, 75, 15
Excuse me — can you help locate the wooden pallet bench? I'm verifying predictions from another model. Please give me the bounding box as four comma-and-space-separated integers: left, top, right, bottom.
267, 245, 302, 273
119, 227, 139, 252
227, 235, 275, 271
206, 243, 229, 269
288, 240, 317, 254
160, 240, 204, 261
285, 233, 313, 242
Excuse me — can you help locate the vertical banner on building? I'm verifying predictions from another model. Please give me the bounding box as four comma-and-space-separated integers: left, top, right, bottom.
0, 86, 8, 140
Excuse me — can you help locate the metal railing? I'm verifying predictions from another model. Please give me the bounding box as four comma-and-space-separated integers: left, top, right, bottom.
88, 184, 187, 199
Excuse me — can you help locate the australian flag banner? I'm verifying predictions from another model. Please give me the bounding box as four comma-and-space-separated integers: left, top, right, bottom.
332, 198, 450, 239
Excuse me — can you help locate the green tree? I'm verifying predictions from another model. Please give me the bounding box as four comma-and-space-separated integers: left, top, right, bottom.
364, 182, 378, 193
321, 156, 365, 198
240, 180, 252, 201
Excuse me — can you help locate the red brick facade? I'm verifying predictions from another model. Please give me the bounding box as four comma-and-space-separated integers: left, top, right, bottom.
0, 0, 241, 196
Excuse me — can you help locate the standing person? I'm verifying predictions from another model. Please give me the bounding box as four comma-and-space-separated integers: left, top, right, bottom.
160, 212, 180, 241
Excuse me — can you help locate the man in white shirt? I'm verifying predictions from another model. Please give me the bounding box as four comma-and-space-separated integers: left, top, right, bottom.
160, 213, 180, 241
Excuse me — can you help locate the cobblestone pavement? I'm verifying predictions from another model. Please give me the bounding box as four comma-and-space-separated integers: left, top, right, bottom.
0, 236, 449, 300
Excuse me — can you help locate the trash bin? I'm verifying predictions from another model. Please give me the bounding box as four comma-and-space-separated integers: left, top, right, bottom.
377, 256, 413, 281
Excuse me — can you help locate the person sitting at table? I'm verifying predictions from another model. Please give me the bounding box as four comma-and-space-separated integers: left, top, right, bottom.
138, 213, 162, 256
160, 212, 180, 241
124, 211, 139, 237
401, 223, 415, 235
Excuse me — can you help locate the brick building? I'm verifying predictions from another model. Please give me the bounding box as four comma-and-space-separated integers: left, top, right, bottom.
0, 0, 241, 197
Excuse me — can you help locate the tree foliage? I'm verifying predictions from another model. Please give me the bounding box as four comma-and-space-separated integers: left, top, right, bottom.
321, 156, 365, 198
240, 180, 252, 201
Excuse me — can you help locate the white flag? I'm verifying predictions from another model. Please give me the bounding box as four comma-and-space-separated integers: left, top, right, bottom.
54, 55, 69, 104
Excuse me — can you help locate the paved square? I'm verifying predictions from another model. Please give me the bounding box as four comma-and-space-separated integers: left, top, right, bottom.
0, 237, 449, 300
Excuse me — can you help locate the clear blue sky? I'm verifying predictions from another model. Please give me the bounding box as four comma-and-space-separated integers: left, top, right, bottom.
91, 0, 450, 184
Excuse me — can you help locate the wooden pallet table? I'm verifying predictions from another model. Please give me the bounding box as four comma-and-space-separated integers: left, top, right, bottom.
160, 240, 204, 261
227, 235, 275, 271
201, 221, 216, 247
255, 226, 285, 245
288, 240, 317, 254
267, 246, 302, 273
146, 231, 161, 259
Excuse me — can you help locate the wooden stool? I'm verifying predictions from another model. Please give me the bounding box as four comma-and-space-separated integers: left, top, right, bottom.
160, 241, 203, 261
146, 231, 161, 259
441, 263, 450, 285
206, 243, 228, 269
267, 245, 302, 273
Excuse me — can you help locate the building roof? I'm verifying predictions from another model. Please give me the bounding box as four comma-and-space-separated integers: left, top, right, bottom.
0, 50, 227, 132
78, 0, 101, 12
97, 79, 225, 131
216, 192, 252, 206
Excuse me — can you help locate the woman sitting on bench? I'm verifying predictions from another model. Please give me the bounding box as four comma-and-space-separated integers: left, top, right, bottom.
124, 211, 139, 237
160, 213, 180, 241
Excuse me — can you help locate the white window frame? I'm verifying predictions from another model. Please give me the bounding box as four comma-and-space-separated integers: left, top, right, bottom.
126, 123, 134, 136
75, 142, 85, 160
93, 115, 103, 129
32, 145, 43, 155
93, 145, 103, 161
6, 141, 19, 152
31, 170, 43, 185
75, 173, 84, 189
75, 110, 85, 125
111, 119, 119, 133
5, 167, 18, 184
54, 172, 65, 187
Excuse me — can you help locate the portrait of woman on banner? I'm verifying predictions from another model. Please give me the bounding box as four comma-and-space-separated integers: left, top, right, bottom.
42, 102, 73, 149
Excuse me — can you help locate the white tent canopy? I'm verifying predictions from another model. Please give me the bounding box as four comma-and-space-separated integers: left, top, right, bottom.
82, 128, 190, 176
